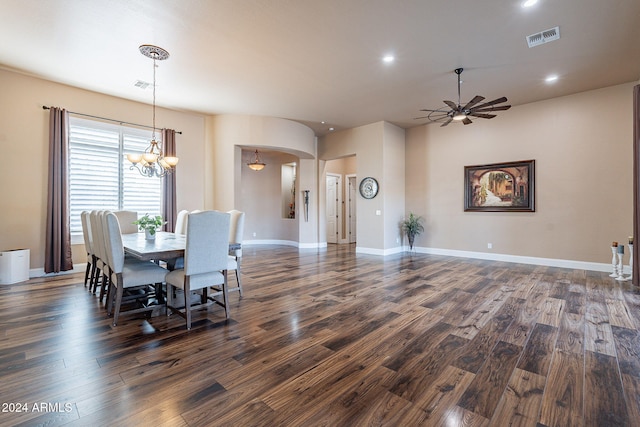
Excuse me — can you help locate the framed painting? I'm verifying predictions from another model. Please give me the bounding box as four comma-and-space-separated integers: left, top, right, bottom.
464, 160, 535, 212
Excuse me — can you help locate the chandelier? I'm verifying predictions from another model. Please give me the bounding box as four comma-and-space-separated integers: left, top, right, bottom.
247, 150, 266, 171
127, 44, 178, 177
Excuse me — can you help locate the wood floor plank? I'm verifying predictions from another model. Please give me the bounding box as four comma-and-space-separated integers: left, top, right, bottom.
538, 349, 584, 427
606, 298, 637, 329
387, 332, 469, 403
489, 368, 546, 427
555, 311, 584, 354
612, 325, 640, 378
584, 350, 631, 426
537, 297, 565, 328
621, 373, 640, 424
516, 323, 557, 376
452, 297, 522, 374
412, 364, 476, 423
584, 300, 616, 356
457, 340, 522, 419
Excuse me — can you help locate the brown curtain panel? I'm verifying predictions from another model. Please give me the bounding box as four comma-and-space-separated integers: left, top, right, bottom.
45, 107, 73, 273
162, 128, 177, 232
633, 85, 640, 286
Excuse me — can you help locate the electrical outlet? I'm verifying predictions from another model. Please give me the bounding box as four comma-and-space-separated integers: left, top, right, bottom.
487, 243, 492, 249
253, 232, 257, 237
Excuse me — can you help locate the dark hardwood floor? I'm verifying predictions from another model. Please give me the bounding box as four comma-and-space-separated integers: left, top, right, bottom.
1, 244, 639, 426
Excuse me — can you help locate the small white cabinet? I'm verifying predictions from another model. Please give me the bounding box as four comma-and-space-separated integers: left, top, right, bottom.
0, 249, 30, 284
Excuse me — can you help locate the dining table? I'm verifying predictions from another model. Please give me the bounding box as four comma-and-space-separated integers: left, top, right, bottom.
121, 231, 241, 306
122, 231, 241, 265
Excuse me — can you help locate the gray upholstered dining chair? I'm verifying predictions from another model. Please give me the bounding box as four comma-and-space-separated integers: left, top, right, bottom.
102, 211, 168, 326
165, 210, 230, 329
114, 210, 138, 234
225, 209, 245, 297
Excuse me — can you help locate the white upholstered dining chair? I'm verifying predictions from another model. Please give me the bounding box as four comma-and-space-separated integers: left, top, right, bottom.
102, 211, 168, 326
80, 211, 98, 289
89, 210, 108, 297
175, 209, 189, 235
165, 210, 230, 329
225, 209, 245, 297
114, 210, 138, 234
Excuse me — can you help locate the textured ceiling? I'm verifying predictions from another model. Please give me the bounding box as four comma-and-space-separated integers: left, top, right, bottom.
1, 0, 639, 135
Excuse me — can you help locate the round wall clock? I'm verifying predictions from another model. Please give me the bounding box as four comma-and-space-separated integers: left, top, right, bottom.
359, 177, 379, 199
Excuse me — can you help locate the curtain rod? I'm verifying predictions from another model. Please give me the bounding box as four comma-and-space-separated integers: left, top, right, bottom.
42, 106, 182, 134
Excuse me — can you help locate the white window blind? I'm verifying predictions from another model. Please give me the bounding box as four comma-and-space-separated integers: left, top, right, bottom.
69, 117, 162, 239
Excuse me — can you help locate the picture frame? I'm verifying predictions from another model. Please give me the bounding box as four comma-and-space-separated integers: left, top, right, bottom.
464, 160, 535, 212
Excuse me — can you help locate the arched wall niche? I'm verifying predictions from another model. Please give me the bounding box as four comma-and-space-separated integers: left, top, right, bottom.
206, 114, 319, 247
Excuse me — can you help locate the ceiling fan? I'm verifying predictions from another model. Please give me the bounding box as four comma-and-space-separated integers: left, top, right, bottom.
415, 68, 511, 127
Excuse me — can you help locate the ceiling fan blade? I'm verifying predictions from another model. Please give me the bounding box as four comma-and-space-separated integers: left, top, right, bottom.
440, 118, 453, 127
471, 105, 511, 112
443, 100, 458, 110
419, 108, 443, 112
462, 95, 485, 111
413, 116, 430, 120
472, 97, 508, 110
468, 112, 497, 119
462, 117, 473, 125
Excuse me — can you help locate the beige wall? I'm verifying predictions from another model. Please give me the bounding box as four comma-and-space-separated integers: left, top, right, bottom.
207, 114, 316, 211
405, 82, 634, 263
207, 114, 318, 246
2, 65, 633, 272
0, 69, 206, 270
319, 121, 406, 253
241, 149, 299, 242
382, 122, 406, 249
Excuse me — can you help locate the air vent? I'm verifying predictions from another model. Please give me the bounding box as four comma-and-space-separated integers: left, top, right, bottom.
134, 80, 151, 90
526, 26, 560, 48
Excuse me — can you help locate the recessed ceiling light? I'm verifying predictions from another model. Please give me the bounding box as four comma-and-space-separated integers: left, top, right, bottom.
329, 127, 335, 131
545, 74, 558, 83
321, 121, 326, 124
382, 54, 395, 64
522, 0, 538, 8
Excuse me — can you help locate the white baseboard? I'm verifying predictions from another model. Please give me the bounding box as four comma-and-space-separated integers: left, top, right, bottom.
26, 246, 625, 279
410, 246, 621, 273
29, 263, 88, 279
243, 239, 327, 249
356, 246, 404, 256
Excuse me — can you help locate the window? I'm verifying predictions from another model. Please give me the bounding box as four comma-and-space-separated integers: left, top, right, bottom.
69, 117, 162, 241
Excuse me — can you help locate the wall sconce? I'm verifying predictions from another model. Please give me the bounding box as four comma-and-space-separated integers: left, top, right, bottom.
303, 190, 310, 222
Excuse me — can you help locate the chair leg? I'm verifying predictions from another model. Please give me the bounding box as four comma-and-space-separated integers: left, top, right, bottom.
90, 265, 99, 293
222, 270, 230, 319
104, 272, 112, 307
235, 260, 243, 298
166, 283, 173, 316
112, 273, 124, 326
184, 278, 191, 330
84, 259, 91, 287
106, 277, 114, 315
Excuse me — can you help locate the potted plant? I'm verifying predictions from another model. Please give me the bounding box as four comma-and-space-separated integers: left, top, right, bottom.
401, 212, 424, 251
133, 214, 165, 240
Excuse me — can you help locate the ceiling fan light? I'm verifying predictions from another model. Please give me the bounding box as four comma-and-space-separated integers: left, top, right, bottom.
452, 111, 467, 121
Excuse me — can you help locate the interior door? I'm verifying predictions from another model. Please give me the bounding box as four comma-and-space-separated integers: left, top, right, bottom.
348, 175, 356, 243
326, 175, 339, 244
